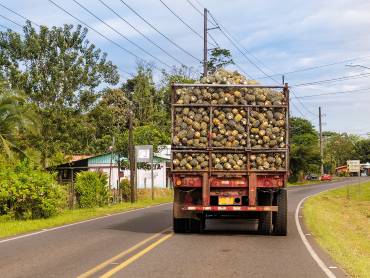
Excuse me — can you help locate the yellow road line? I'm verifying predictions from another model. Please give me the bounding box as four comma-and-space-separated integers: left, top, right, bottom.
100, 232, 174, 278
77, 227, 171, 278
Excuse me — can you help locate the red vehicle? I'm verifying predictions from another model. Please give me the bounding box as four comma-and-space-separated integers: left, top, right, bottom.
171, 83, 289, 236
320, 174, 332, 181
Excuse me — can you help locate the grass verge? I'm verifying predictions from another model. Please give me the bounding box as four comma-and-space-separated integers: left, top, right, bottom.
303, 181, 370, 278
0, 188, 173, 239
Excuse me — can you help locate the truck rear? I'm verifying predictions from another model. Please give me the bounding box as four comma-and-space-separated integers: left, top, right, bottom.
171, 70, 289, 235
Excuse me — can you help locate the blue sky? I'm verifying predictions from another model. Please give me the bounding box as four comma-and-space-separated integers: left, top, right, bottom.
1, 0, 370, 136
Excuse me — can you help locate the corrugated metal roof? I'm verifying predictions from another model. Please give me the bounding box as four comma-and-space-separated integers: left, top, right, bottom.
87, 152, 169, 165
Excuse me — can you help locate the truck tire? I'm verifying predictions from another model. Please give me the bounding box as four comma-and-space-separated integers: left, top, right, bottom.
273, 188, 287, 236
173, 218, 187, 233
258, 192, 272, 235
189, 219, 201, 233
258, 212, 272, 235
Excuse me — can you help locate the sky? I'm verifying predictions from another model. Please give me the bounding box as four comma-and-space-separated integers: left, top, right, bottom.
0, 0, 369, 136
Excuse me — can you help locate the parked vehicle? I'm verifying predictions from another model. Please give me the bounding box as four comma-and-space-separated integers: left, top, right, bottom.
306, 173, 319, 180
320, 174, 332, 181
170, 70, 289, 236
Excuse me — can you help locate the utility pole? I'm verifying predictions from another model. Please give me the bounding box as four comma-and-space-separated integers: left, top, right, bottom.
319, 107, 324, 175
203, 8, 208, 77
128, 110, 136, 203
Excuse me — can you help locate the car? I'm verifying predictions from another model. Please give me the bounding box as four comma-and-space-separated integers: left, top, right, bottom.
306, 173, 319, 180
320, 174, 332, 181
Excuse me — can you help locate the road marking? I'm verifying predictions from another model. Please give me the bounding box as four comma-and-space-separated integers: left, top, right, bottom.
100, 232, 174, 278
329, 266, 338, 269
295, 196, 336, 278
77, 227, 171, 278
0, 203, 171, 244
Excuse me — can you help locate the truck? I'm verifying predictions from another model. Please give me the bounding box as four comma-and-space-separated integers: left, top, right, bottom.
170, 74, 289, 236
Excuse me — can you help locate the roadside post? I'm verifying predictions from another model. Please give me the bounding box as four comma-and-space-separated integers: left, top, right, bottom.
347, 160, 361, 197
135, 145, 154, 200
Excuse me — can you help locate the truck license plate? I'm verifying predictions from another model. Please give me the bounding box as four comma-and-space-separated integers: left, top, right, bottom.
219, 197, 234, 205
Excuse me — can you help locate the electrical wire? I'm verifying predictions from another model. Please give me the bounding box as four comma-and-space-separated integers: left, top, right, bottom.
292, 87, 370, 99
0, 13, 23, 28
256, 55, 370, 80
158, 0, 216, 48
292, 72, 370, 87
118, 0, 202, 63
72, 0, 171, 69
48, 0, 163, 71
0, 3, 40, 27
98, 0, 184, 66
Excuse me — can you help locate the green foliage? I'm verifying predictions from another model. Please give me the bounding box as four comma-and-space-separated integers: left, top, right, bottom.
119, 178, 131, 201
74, 171, 109, 208
354, 139, 370, 163
289, 117, 321, 180
0, 23, 119, 166
0, 158, 65, 219
117, 124, 170, 157
0, 79, 39, 158
207, 47, 234, 74
324, 132, 360, 168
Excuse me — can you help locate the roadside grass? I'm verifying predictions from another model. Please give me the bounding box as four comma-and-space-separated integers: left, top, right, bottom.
0, 188, 173, 239
303, 181, 370, 278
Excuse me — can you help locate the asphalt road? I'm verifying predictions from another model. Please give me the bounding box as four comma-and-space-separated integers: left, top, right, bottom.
1, 177, 367, 278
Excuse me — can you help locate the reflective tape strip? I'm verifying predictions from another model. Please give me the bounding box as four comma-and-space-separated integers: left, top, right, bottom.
233, 207, 241, 211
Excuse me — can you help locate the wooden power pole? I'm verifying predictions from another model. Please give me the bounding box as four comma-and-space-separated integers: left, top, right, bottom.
203, 8, 208, 77
319, 106, 324, 175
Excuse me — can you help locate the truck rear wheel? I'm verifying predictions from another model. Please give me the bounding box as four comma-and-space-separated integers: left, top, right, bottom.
273, 188, 287, 236
173, 218, 187, 233
258, 192, 272, 235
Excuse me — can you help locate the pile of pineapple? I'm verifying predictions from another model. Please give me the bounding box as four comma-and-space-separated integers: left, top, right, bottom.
172, 69, 287, 171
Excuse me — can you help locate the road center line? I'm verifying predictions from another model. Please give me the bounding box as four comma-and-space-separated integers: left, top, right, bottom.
77, 227, 171, 278
100, 232, 174, 278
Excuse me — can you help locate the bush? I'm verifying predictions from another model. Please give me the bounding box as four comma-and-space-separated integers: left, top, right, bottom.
119, 178, 131, 201
74, 171, 109, 208
0, 159, 66, 219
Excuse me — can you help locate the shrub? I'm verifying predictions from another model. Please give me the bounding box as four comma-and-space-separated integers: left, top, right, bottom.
74, 171, 109, 208
119, 178, 131, 201
0, 159, 66, 219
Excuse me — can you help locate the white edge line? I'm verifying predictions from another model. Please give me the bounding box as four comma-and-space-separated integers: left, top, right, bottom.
0, 202, 172, 244
295, 194, 336, 278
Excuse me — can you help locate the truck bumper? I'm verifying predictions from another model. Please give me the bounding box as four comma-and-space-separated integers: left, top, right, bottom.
181, 205, 278, 212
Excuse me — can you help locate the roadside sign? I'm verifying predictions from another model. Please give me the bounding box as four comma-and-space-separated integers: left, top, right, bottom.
135, 145, 153, 163
347, 160, 360, 172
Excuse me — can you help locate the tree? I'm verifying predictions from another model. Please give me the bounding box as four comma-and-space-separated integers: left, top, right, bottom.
0, 22, 119, 166
289, 117, 321, 181
0, 79, 39, 158
206, 47, 234, 74
88, 88, 130, 153
324, 133, 360, 168
354, 139, 370, 163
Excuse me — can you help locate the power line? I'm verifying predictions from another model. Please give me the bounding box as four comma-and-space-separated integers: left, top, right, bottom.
72, 0, 171, 69
292, 87, 370, 99
186, 0, 316, 119
256, 55, 370, 80
0, 13, 23, 28
118, 0, 202, 63
292, 72, 370, 87
98, 0, 184, 66
0, 3, 40, 27
158, 0, 216, 48
48, 0, 162, 71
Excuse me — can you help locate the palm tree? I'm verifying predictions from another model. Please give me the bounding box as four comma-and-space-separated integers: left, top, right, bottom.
0, 80, 39, 158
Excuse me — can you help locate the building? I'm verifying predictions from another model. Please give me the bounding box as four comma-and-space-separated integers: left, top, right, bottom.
52, 151, 170, 188
335, 162, 370, 176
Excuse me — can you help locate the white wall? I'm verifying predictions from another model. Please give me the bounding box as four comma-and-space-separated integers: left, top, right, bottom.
88, 163, 167, 189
